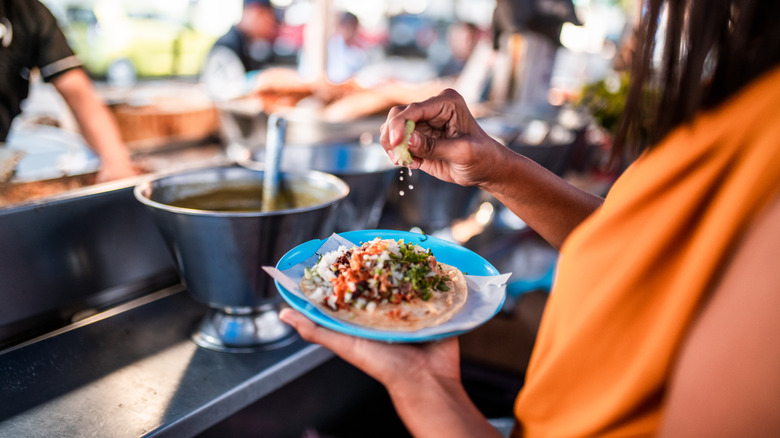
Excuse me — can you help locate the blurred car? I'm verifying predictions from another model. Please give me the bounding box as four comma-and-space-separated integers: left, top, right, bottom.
56, 1, 217, 86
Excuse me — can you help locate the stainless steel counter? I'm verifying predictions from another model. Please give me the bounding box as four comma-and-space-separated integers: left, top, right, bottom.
0, 285, 334, 437
0, 175, 345, 437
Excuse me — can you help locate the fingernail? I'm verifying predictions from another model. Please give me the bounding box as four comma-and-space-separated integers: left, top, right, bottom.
390, 125, 401, 145
408, 132, 418, 148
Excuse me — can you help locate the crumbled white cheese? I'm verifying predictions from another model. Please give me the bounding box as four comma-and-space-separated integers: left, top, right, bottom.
310, 287, 326, 303
316, 245, 348, 281
326, 294, 338, 310
386, 240, 401, 257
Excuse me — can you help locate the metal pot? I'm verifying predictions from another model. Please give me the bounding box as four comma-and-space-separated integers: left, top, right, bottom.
217, 101, 385, 147
247, 141, 397, 231
384, 169, 483, 233
134, 165, 349, 352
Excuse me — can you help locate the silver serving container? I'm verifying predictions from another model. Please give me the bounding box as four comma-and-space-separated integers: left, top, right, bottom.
217, 101, 385, 148
134, 165, 349, 352
247, 141, 397, 231
385, 170, 484, 233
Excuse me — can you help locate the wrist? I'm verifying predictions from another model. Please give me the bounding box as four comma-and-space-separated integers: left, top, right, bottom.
386, 372, 501, 438
475, 143, 522, 193
385, 366, 460, 400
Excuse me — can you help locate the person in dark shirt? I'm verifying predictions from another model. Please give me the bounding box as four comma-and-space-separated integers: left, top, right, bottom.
200, 0, 280, 100
0, 0, 136, 182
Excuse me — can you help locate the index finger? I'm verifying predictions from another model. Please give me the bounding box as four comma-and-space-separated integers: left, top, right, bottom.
385, 88, 465, 147
380, 105, 406, 150
381, 104, 412, 148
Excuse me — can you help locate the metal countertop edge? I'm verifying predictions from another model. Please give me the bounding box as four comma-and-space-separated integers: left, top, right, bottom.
148, 344, 335, 438
0, 288, 335, 437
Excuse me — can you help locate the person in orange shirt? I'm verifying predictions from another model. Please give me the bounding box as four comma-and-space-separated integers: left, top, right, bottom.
280, 0, 780, 436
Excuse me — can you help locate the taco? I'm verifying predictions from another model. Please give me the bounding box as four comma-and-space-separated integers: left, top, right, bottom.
300, 237, 468, 331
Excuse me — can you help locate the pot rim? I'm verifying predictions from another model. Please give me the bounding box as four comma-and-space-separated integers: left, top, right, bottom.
133, 165, 350, 217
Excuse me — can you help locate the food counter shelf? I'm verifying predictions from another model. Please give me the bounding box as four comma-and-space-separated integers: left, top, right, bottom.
0, 285, 338, 437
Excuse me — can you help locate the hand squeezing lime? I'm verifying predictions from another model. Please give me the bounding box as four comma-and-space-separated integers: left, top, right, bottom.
393, 120, 415, 167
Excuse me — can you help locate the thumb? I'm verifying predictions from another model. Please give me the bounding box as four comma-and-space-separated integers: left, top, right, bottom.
279, 308, 318, 340
279, 308, 360, 353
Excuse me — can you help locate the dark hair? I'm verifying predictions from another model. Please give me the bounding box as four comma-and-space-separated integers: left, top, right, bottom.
339, 11, 359, 26
613, 0, 780, 161
244, 0, 272, 8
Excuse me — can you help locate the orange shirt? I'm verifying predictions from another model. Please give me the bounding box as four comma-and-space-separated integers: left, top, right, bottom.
514, 66, 780, 437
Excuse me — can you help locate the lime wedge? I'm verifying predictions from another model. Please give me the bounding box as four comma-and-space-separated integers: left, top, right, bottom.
393, 120, 415, 167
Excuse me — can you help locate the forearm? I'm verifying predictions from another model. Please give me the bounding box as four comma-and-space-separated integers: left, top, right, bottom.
387, 374, 503, 438
383, 88, 603, 249
56, 72, 126, 157
53, 69, 135, 180
481, 145, 603, 249
279, 309, 505, 437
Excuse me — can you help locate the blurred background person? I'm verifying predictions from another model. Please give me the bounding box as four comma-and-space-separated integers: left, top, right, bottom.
0, 0, 137, 182
298, 10, 367, 85
324, 11, 367, 84
200, 0, 280, 100
438, 21, 482, 78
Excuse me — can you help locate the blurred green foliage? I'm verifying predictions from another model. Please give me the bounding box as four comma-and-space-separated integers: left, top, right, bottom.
577, 72, 630, 137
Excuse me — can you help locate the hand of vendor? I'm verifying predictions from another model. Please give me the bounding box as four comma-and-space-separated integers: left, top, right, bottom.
94, 153, 138, 183
278, 308, 502, 438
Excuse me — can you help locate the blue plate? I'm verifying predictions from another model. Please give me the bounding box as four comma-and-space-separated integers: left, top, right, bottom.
274, 229, 507, 343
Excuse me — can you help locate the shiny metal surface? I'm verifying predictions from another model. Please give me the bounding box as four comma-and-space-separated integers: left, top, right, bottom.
217, 101, 384, 147
0, 288, 335, 438
262, 114, 286, 212
249, 141, 397, 231
385, 169, 484, 233
192, 306, 297, 353
0, 178, 178, 349
134, 165, 349, 351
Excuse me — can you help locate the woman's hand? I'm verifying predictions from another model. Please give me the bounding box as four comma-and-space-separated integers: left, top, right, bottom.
279, 308, 503, 438
379, 88, 508, 189
279, 308, 460, 387
380, 88, 602, 250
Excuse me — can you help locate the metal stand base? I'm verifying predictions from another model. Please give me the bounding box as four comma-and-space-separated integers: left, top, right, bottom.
192, 306, 297, 353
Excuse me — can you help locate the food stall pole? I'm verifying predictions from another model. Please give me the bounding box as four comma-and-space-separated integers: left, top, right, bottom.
301, 0, 332, 83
